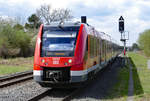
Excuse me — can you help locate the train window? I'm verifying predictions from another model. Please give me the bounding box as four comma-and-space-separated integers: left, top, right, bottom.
86, 36, 88, 52
84, 36, 89, 60
89, 35, 94, 58
43, 26, 80, 32
89, 36, 92, 57
41, 26, 80, 57
102, 40, 106, 61
95, 38, 98, 56
105, 41, 107, 60
94, 37, 97, 56
100, 39, 102, 56
97, 38, 100, 55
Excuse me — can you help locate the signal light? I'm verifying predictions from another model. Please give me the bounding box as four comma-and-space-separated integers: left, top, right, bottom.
41, 59, 45, 63
68, 59, 72, 63
81, 16, 87, 23
119, 16, 124, 33
64, 62, 68, 66
119, 21, 124, 32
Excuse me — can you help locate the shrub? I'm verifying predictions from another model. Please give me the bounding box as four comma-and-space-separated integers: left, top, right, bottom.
0, 24, 31, 58
138, 29, 150, 56
15, 30, 31, 57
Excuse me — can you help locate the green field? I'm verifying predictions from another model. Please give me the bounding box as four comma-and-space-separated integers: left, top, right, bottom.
128, 52, 150, 100
0, 57, 33, 76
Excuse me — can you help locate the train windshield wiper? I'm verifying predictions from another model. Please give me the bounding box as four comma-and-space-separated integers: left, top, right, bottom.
58, 25, 64, 31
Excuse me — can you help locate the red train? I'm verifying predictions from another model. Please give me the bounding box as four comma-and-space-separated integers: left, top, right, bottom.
33, 17, 120, 88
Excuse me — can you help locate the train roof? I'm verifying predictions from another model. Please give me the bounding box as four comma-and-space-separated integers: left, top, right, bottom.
43, 22, 120, 46
43, 22, 83, 28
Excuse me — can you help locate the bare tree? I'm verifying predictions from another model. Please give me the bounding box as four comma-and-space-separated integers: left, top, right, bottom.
55, 8, 73, 22
36, 4, 73, 24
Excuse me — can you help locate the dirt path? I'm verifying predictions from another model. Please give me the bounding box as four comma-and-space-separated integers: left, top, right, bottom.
127, 57, 134, 101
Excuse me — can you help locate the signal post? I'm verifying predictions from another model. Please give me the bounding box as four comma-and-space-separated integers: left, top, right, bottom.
119, 16, 129, 56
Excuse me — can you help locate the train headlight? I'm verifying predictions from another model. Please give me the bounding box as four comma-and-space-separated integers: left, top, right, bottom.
68, 59, 72, 63
64, 62, 68, 65
41, 59, 45, 63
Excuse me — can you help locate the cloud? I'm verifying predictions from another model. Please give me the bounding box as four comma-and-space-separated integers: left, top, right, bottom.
0, 0, 36, 21
69, 3, 116, 18
138, 5, 150, 21
0, 0, 150, 46
69, 0, 150, 46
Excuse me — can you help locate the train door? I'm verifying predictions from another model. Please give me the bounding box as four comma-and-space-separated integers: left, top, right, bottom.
87, 34, 95, 79
101, 39, 105, 63
83, 35, 89, 63
104, 41, 106, 61
99, 38, 102, 64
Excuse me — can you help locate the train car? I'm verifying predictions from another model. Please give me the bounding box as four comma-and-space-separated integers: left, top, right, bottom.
33, 17, 120, 88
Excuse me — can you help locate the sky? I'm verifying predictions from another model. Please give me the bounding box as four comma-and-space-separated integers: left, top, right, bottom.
0, 0, 150, 46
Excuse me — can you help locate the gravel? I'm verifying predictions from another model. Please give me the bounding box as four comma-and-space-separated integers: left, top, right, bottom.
0, 80, 48, 101
39, 89, 75, 101
72, 58, 122, 101
0, 79, 75, 101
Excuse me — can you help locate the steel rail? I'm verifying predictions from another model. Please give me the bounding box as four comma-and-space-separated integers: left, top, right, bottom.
0, 70, 33, 88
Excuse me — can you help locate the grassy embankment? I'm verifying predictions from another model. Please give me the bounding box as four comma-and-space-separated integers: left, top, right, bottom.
0, 57, 33, 76
105, 57, 129, 101
106, 52, 150, 101
128, 52, 150, 101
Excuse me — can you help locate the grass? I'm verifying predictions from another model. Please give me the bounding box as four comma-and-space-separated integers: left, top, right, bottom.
104, 58, 129, 101
104, 52, 150, 101
128, 52, 150, 101
0, 65, 32, 76
0, 57, 33, 76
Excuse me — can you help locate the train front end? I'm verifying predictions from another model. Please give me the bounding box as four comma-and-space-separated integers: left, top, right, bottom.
33, 23, 87, 88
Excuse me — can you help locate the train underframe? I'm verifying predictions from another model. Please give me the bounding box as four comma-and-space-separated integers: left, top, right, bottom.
34, 57, 116, 88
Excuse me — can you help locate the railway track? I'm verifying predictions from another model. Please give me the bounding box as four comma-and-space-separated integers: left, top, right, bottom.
27, 63, 112, 101
28, 87, 82, 101
62, 88, 82, 101
0, 70, 33, 88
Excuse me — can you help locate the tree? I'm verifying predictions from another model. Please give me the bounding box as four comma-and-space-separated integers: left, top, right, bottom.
0, 24, 31, 58
36, 4, 73, 24
53, 8, 73, 22
13, 24, 24, 30
25, 14, 41, 29
138, 29, 150, 56
132, 43, 139, 51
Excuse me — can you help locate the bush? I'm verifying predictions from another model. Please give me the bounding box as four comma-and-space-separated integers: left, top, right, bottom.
15, 30, 31, 57
0, 25, 14, 58
13, 24, 24, 30
0, 24, 31, 58
138, 29, 150, 56
30, 35, 37, 55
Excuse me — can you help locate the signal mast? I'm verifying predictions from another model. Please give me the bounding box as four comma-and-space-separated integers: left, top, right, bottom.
119, 16, 129, 56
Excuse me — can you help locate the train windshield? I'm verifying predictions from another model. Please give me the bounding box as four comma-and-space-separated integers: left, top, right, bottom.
41, 26, 80, 57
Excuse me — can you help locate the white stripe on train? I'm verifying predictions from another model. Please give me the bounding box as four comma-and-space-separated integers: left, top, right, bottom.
33, 70, 43, 76
71, 64, 99, 76
33, 64, 100, 76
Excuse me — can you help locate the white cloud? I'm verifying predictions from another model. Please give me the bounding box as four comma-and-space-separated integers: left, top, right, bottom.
68, 0, 150, 46
0, 0, 150, 46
